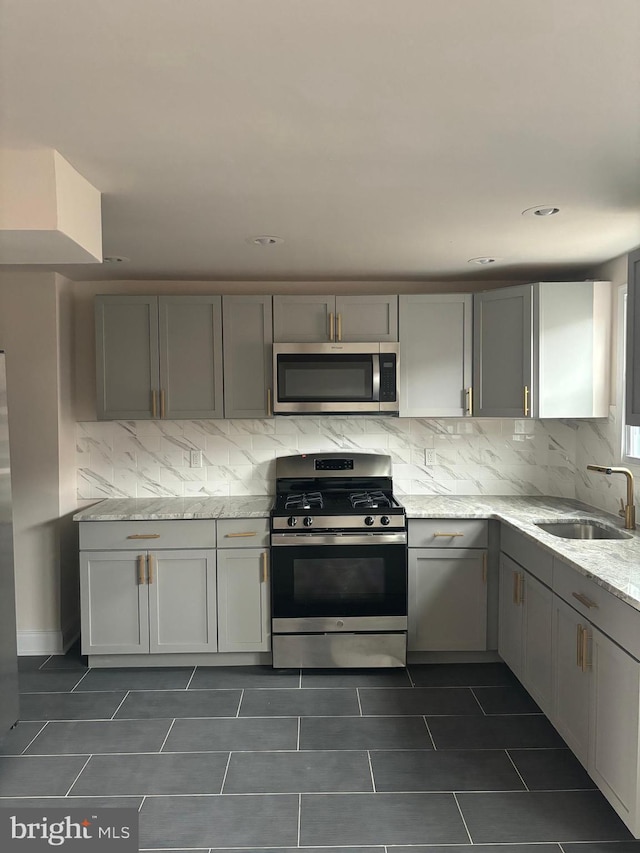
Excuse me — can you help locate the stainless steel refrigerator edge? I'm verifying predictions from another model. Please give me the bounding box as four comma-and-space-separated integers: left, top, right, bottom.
0, 352, 19, 736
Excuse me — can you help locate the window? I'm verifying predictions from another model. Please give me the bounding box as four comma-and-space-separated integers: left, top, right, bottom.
620, 286, 640, 461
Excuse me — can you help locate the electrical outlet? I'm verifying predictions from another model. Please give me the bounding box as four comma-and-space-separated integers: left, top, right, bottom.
190, 450, 202, 468
425, 449, 436, 465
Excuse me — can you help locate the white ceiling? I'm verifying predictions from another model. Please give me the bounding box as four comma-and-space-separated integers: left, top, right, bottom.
2, 0, 640, 282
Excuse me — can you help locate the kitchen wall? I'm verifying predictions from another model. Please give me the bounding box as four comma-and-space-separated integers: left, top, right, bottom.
76, 415, 578, 500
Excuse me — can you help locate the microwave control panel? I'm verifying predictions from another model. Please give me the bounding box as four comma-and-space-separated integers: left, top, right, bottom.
379, 355, 397, 401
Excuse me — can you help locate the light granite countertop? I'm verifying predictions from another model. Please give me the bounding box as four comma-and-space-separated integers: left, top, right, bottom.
74, 494, 640, 613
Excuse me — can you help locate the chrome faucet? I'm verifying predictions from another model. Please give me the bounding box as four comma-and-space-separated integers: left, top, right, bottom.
586, 465, 636, 530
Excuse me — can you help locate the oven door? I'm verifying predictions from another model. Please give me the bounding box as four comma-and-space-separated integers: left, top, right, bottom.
271, 533, 407, 632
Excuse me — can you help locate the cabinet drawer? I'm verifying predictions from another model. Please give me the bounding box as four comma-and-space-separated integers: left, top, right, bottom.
217, 518, 269, 548
408, 519, 487, 548
501, 525, 553, 586
552, 558, 640, 660
79, 520, 217, 550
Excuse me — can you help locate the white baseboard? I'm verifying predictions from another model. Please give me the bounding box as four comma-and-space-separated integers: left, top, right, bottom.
17, 630, 64, 656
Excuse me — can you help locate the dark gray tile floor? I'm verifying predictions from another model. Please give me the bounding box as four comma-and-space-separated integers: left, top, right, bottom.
0, 652, 636, 851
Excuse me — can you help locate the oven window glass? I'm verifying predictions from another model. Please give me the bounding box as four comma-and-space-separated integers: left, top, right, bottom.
294, 558, 385, 603
271, 543, 407, 618
277, 355, 373, 402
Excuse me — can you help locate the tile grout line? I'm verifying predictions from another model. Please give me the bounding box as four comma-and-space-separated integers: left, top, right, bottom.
110, 691, 131, 720
20, 722, 48, 755
367, 750, 377, 792
356, 688, 363, 716
422, 715, 437, 750
64, 755, 92, 797
299, 670, 302, 689
297, 793, 301, 846
505, 748, 530, 791
69, 669, 92, 693
296, 717, 301, 751
406, 668, 416, 688
138, 795, 146, 814
158, 719, 177, 753
469, 687, 487, 716
236, 689, 244, 718
452, 792, 473, 844
219, 752, 232, 794
37, 655, 54, 671
185, 666, 197, 690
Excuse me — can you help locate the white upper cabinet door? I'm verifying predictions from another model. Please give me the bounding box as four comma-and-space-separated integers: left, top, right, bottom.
95, 295, 160, 420
626, 249, 640, 426
399, 294, 472, 417
223, 296, 273, 418
473, 285, 533, 417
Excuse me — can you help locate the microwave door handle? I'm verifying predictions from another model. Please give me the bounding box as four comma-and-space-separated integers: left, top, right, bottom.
372, 354, 381, 401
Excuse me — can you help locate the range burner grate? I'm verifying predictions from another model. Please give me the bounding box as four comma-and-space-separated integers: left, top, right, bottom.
349, 490, 392, 509
284, 491, 324, 510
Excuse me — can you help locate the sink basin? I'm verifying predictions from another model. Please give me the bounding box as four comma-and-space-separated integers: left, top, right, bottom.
535, 520, 632, 540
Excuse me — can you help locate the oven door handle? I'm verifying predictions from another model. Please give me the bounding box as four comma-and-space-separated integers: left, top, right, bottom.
271, 532, 407, 546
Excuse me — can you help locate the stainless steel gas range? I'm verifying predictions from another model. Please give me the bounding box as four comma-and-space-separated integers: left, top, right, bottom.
270, 452, 408, 668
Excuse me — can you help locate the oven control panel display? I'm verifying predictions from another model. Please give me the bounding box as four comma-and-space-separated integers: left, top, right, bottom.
315, 458, 354, 470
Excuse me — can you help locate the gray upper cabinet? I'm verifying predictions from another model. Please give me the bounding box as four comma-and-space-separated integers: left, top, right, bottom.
473, 284, 533, 418
95, 294, 223, 419
399, 293, 472, 417
95, 295, 160, 420
159, 296, 223, 419
626, 248, 640, 426
474, 281, 610, 418
222, 296, 273, 418
273, 294, 398, 342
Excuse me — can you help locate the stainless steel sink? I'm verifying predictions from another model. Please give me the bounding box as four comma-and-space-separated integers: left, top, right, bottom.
535, 520, 632, 540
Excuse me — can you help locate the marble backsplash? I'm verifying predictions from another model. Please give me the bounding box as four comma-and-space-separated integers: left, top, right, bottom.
77, 416, 580, 501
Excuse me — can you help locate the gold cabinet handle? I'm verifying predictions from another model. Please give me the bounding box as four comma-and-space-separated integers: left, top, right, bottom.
147, 553, 154, 584
267, 387, 272, 417
337, 313, 342, 342
433, 532, 465, 538
523, 385, 530, 417
482, 551, 487, 583
225, 531, 257, 538
127, 533, 161, 540
572, 591, 598, 609
261, 550, 269, 583
329, 312, 335, 341
466, 386, 473, 416
151, 389, 158, 419
160, 389, 166, 419
137, 555, 146, 585
581, 624, 590, 672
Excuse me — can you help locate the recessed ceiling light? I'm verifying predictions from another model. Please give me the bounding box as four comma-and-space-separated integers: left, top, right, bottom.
247, 235, 284, 246
468, 257, 502, 265
522, 205, 561, 217
102, 256, 129, 263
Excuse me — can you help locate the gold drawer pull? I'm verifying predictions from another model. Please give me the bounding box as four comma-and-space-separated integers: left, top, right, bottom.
151, 389, 158, 419
329, 312, 335, 341
137, 555, 146, 585
572, 591, 598, 609
433, 532, 465, 537
127, 534, 161, 540
261, 550, 269, 583
466, 386, 473, 416
148, 553, 154, 584
225, 531, 258, 538
337, 312, 342, 342
581, 624, 590, 672
524, 385, 530, 417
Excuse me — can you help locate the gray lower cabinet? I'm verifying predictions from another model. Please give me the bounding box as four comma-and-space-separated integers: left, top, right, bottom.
399, 293, 472, 417
95, 294, 223, 419
273, 294, 398, 342
408, 519, 488, 652
217, 548, 270, 652
498, 553, 553, 715
222, 295, 273, 418
80, 548, 218, 655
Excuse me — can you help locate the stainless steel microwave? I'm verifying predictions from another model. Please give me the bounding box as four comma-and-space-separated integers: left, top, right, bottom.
272, 342, 399, 415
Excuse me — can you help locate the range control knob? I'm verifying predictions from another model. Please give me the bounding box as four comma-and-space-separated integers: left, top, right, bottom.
364, 516, 375, 526
287, 516, 298, 527
303, 516, 314, 527
380, 515, 391, 526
